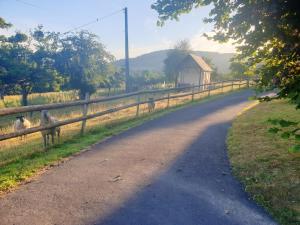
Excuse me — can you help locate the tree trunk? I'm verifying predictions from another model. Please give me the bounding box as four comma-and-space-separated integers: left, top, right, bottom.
21, 91, 28, 106
0, 85, 5, 100
79, 91, 87, 100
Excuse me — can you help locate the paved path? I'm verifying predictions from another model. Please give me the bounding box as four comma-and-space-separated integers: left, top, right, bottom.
0, 90, 277, 225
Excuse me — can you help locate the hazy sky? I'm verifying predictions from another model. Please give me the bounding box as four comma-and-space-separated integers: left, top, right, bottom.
0, 0, 235, 59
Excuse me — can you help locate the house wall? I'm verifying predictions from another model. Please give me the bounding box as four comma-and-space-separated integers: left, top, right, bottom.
178, 59, 211, 87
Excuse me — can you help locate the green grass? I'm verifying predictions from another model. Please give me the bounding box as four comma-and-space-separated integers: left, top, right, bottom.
227, 99, 300, 225
0, 89, 244, 195
0, 115, 153, 193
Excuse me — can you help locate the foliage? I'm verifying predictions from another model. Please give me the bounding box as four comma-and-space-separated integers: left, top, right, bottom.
202, 56, 221, 81
227, 100, 300, 225
130, 70, 165, 90
0, 17, 11, 29
0, 31, 63, 106
229, 60, 251, 79
99, 69, 124, 91
268, 119, 300, 153
0, 22, 118, 103
55, 31, 115, 99
164, 40, 191, 86
152, 0, 300, 108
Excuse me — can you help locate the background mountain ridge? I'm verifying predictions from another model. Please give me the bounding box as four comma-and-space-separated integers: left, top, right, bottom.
115, 50, 235, 74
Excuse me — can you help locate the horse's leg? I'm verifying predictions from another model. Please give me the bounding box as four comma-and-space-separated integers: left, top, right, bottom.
43, 135, 47, 148
51, 132, 54, 145
57, 129, 60, 144
47, 134, 50, 146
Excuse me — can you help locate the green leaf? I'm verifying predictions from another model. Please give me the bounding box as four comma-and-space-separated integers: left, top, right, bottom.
268, 119, 298, 127
278, 119, 298, 128
288, 145, 300, 153
295, 134, 300, 141
267, 119, 280, 125
281, 132, 290, 139
268, 127, 280, 134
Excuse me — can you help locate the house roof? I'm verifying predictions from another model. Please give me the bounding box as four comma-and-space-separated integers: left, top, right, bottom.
188, 53, 213, 72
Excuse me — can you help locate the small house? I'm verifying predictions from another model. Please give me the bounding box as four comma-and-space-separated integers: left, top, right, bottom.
177, 54, 212, 87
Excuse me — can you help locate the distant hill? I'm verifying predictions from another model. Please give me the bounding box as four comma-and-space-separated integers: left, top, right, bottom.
115, 50, 235, 74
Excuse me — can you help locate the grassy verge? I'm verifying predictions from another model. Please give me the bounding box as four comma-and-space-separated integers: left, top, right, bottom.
227, 100, 300, 225
0, 89, 243, 195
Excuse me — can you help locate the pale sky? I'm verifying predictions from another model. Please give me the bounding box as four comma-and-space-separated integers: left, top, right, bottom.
0, 0, 236, 59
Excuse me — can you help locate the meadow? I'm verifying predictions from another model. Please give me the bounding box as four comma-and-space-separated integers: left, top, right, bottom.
227, 99, 300, 225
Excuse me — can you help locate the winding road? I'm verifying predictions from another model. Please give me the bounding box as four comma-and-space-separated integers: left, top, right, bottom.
0, 90, 277, 225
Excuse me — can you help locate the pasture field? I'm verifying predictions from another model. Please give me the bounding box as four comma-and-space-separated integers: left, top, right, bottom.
227, 100, 300, 225
0, 88, 126, 109
0, 83, 243, 194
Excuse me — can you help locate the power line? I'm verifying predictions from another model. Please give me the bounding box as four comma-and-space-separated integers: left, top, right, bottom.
63, 9, 123, 34
15, 0, 44, 9
11, 1, 123, 35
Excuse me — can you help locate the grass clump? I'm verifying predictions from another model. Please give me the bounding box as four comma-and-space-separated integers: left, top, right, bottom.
227, 99, 300, 225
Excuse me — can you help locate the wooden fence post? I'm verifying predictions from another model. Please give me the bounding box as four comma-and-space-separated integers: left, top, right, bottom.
208, 85, 211, 97
231, 81, 234, 91
136, 93, 140, 116
239, 79, 242, 89
167, 92, 170, 108
80, 92, 90, 135
247, 79, 250, 88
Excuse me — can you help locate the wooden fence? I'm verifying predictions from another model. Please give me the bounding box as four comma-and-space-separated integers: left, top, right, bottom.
0, 79, 251, 142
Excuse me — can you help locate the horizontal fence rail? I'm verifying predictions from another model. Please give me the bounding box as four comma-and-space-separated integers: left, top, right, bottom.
0, 79, 251, 142
0, 80, 243, 117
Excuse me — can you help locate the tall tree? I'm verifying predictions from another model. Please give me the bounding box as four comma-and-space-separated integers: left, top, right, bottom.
0, 17, 11, 99
0, 29, 63, 106
130, 70, 165, 90
56, 31, 115, 99
0, 17, 11, 29
152, 0, 300, 107
229, 60, 252, 79
164, 40, 191, 86
202, 56, 221, 81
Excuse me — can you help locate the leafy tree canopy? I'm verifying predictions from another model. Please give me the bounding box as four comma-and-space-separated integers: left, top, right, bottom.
0, 26, 64, 105
164, 40, 191, 86
56, 30, 115, 99
130, 70, 165, 90
0, 17, 11, 29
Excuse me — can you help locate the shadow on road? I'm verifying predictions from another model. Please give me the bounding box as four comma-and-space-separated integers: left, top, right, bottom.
88, 91, 276, 225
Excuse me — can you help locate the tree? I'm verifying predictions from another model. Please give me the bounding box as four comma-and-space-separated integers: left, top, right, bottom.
201, 56, 221, 81
0, 32, 35, 105
0, 17, 11, 99
164, 40, 191, 86
0, 17, 11, 29
229, 60, 250, 80
130, 70, 165, 90
30, 26, 64, 93
152, 1, 300, 108
56, 31, 115, 99
0, 28, 63, 106
99, 67, 124, 95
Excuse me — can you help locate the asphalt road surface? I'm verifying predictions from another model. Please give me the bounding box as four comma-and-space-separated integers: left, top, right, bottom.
0, 90, 277, 225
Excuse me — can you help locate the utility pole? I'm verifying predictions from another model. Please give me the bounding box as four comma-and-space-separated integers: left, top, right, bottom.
124, 7, 130, 92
